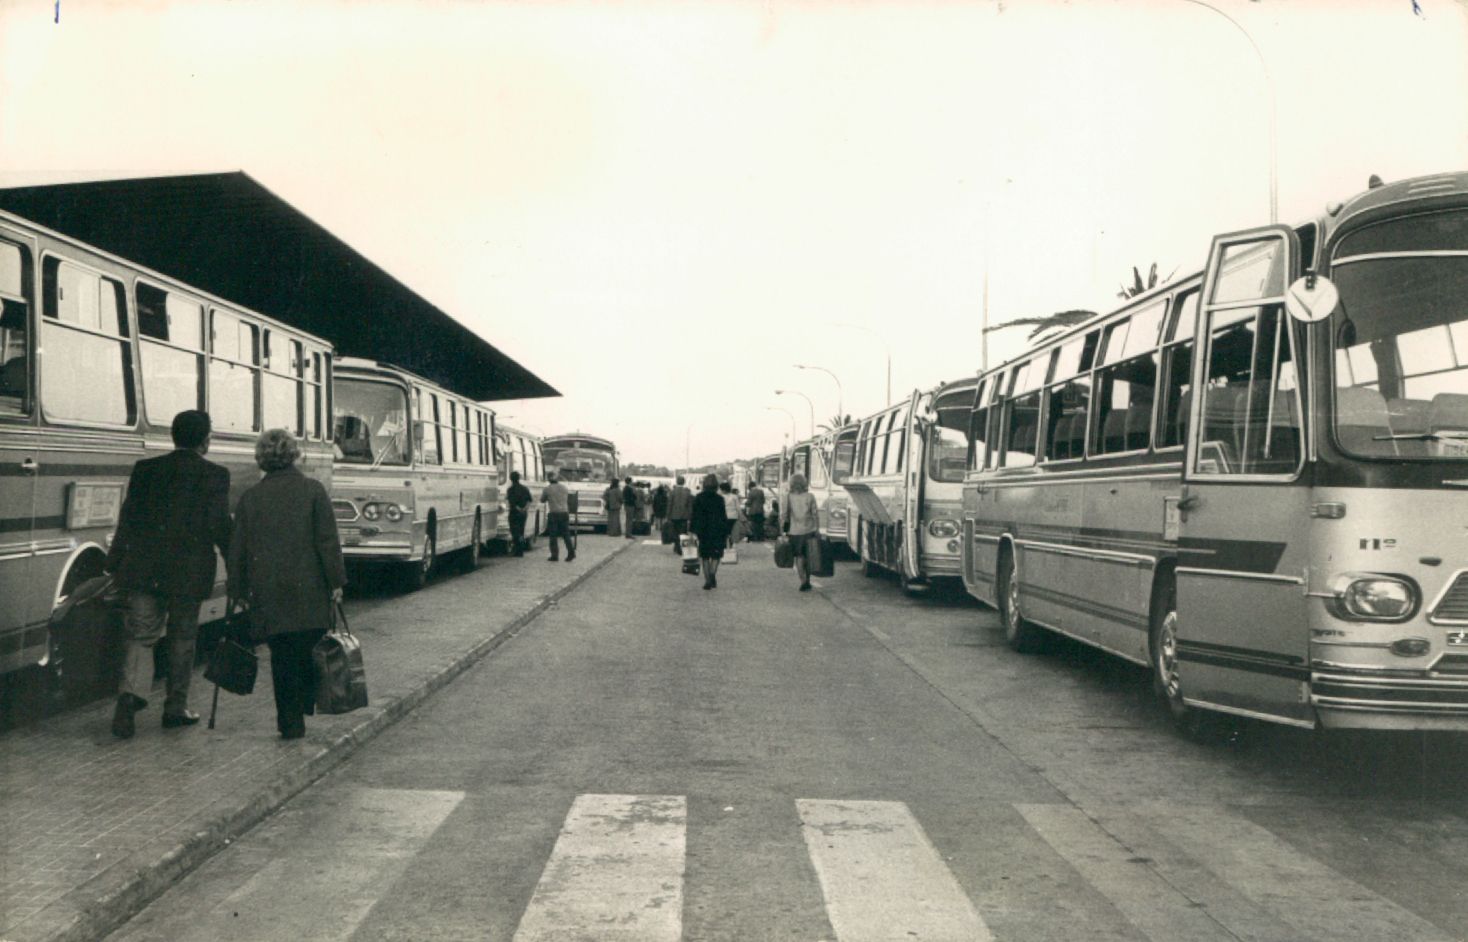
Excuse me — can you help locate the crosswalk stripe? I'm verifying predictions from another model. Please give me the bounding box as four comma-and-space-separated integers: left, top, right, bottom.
122, 788, 464, 942
797, 798, 992, 942
1018, 803, 1248, 942
513, 794, 686, 942
1133, 801, 1457, 942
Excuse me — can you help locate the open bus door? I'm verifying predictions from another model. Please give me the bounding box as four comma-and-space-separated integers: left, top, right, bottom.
900, 390, 925, 582
1174, 225, 1315, 727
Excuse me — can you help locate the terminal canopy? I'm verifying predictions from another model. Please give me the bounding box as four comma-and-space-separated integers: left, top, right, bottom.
0, 172, 557, 402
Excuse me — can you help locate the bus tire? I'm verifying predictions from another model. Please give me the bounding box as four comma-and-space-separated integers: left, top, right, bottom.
1148, 576, 1222, 740
998, 547, 1043, 654
402, 531, 435, 591
460, 515, 482, 573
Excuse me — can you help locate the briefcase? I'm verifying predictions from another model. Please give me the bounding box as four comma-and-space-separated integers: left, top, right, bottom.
205, 637, 258, 696
773, 537, 795, 569
313, 603, 369, 715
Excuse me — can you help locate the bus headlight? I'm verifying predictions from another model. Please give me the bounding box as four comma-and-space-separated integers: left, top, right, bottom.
1328, 573, 1418, 621
829, 507, 847, 522
383, 503, 404, 522
362, 503, 382, 521
928, 518, 959, 538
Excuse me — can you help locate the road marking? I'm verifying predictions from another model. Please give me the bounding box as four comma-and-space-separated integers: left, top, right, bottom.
1018, 803, 1249, 942
797, 798, 992, 942
641, 539, 664, 545
125, 787, 463, 942
1140, 801, 1457, 942
513, 794, 686, 942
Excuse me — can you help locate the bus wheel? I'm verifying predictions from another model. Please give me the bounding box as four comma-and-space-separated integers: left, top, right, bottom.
402, 533, 435, 591
461, 517, 483, 573
1149, 579, 1213, 739
998, 549, 1043, 653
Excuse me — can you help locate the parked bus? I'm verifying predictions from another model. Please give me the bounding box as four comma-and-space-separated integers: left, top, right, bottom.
822, 423, 860, 549
331, 357, 498, 590
961, 171, 1468, 733
491, 423, 546, 553
540, 433, 619, 530
843, 378, 976, 590
0, 209, 335, 703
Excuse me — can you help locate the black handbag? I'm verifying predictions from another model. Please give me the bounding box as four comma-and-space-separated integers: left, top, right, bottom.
313, 603, 369, 715
773, 537, 795, 569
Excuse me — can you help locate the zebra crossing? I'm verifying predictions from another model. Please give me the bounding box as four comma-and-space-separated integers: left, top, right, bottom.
111, 788, 1462, 942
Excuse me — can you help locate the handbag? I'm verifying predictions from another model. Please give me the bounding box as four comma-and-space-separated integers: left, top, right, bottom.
312, 603, 369, 715
204, 631, 258, 696
773, 537, 795, 569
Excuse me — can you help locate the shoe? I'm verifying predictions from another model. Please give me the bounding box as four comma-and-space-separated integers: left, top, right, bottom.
566, 553, 576, 562
548, 557, 558, 562
162, 710, 200, 729
111, 694, 143, 739
799, 582, 812, 592
280, 727, 305, 740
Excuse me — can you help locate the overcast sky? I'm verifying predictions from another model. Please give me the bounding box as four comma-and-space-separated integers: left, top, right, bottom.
3, 0, 1466, 468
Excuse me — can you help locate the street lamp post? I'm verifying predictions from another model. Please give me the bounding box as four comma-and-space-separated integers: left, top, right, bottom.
793, 363, 843, 427
1180, 0, 1277, 224
774, 389, 815, 440
833, 321, 892, 407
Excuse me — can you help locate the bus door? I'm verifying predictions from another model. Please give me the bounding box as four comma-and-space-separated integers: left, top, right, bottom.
1177, 226, 1313, 725
0, 232, 40, 667
901, 390, 925, 579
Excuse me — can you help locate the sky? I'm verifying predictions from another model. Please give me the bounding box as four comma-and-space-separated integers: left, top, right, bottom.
2, 0, 1466, 469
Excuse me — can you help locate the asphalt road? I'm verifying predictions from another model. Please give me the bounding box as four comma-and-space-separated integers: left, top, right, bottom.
107, 537, 1468, 941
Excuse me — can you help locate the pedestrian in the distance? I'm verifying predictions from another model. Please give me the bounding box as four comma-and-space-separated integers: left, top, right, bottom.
744, 480, 766, 542
781, 472, 820, 592
667, 475, 694, 551
719, 481, 741, 548
651, 483, 669, 534
542, 471, 576, 562
227, 429, 348, 740
622, 476, 638, 539
691, 473, 729, 590
506, 470, 532, 556
603, 478, 623, 537
106, 409, 232, 738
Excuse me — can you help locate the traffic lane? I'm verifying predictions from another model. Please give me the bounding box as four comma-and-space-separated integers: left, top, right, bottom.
835, 565, 1468, 937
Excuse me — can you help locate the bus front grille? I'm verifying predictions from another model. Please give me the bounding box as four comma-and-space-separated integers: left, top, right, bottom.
332, 500, 359, 522
1429, 571, 1468, 625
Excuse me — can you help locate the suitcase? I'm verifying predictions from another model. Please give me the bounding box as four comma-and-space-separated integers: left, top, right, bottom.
661, 520, 676, 545
680, 533, 701, 574
773, 537, 795, 569
810, 536, 835, 578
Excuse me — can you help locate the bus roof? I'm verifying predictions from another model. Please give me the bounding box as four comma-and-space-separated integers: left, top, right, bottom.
0, 171, 557, 402
543, 433, 615, 449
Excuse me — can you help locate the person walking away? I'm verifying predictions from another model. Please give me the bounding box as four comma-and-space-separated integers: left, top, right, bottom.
506, 470, 532, 556
106, 410, 232, 738
651, 484, 669, 533
691, 473, 729, 589
602, 478, 623, 537
782, 472, 821, 592
542, 471, 576, 562
227, 429, 347, 740
719, 481, 741, 548
622, 476, 638, 539
667, 475, 694, 552
745, 481, 766, 542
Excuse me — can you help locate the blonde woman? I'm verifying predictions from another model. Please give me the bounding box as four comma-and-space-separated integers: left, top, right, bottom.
781, 472, 820, 592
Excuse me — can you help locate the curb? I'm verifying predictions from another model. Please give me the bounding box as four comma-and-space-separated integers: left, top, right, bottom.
38, 542, 633, 942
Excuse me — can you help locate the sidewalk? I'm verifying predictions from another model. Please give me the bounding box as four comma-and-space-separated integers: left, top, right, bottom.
0, 535, 633, 942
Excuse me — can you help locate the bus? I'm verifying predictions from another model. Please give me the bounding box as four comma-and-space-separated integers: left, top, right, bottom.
540, 433, 619, 531
0, 209, 335, 703
782, 430, 849, 548
491, 423, 547, 553
821, 423, 859, 549
960, 170, 1468, 733
842, 379, 976, 590
331, 357, 498, 590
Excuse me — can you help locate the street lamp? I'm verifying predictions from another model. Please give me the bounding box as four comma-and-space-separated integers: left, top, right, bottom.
833, 321, 892, 407
1180, 0, 1277, 224
793, 364, 843, 427
774, 389, 815, 440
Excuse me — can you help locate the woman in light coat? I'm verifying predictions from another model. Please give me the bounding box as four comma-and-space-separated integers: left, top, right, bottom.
781, 472, 820, 592
227, 429, 347, 739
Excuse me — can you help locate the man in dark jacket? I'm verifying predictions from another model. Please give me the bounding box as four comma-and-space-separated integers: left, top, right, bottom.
506, 470, 533, 556
105, 410, 232, 738
667, 475, 694, 551
621, 477, 638, 539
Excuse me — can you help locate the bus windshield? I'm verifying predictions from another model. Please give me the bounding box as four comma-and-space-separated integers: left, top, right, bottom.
927, 423, 969, 481
333, 378, 409, 466
831, 439, 856, 483
1331, 255, 1468, 459
546, 448, 614, 482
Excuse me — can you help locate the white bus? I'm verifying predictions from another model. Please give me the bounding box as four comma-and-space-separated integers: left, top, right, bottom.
822, 423, 859, 548
842, 378, 976, 590
331, 357, 498, 590
961, 170, 1468, 733
492, 423, 546, 553
541, 433, 619, 531
0, 209, 335, 703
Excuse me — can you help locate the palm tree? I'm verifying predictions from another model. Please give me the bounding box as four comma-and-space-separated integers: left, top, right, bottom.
984, 309, 1097, 342
1118, 262, 1178, 300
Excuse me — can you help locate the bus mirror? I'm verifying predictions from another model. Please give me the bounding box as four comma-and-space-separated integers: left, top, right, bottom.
1285, 274, 1339, 323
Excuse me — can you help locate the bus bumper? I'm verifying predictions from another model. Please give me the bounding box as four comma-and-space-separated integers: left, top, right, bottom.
1312, 669, 1468, 730
919, 553, 962, 577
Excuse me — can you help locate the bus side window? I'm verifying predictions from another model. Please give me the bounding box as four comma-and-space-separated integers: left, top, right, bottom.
1197, 304, 1300, 475
1043, 376, 1090, 461
262, 332, 304, 436
420, 392, 442, 465
137, 284, 205, 428
1159, 290, 1199, 449
208, 308, 260, 433
41, 258, 136, 426
0, 241, 33, 414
